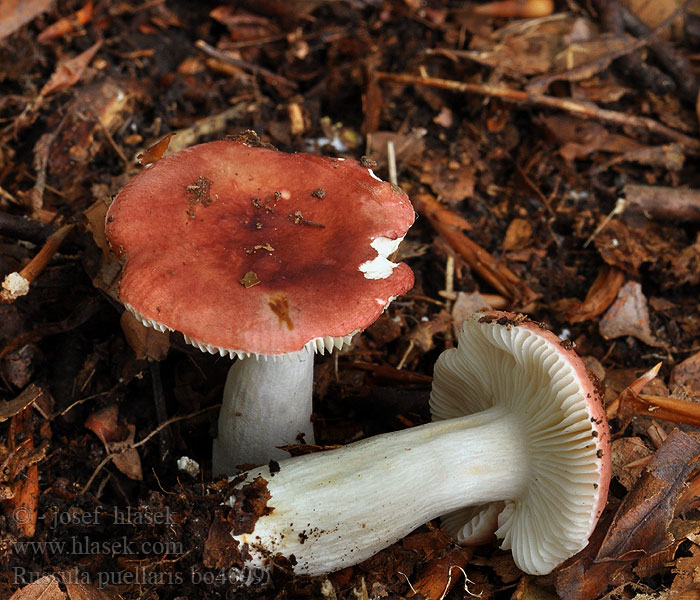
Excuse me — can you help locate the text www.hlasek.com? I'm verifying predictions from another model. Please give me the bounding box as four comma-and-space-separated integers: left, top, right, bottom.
11, 506, 269, 589
13, 537, 270, 590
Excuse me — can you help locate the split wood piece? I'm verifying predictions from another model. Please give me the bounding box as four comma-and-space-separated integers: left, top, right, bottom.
375, 72, 700, 152
413, 194, 538, 307
624, 184, 700, 223
620, 391, 700, 428
407, 546, 473, 599
1, 223, 74, 303
564, 265, 625, 324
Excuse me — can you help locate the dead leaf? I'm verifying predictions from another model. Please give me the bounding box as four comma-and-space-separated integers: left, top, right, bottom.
85, 199, 121, 302
137, 133, 175, 165
37, 1, 94, 43
463, 34, 555, 76
409, 310, 452, 353
85, 405, 143, 481
564, 266, 625, 324
538, 115, 644, 162
611, 437, 652, 490
120, 311, 170, 361
599, 281, 663, 347
451, 291, 493, 338
366, 129, 427, 166
502, 218, 532, 251
555, 511, 635, 600
39, 40, 102, 97
408, 546, 473, 599
594, 219, 660, 276
421, 162, 475, 205
512, 577, 559, 600
671, 350, 700, 396
8, 575, 66, 600
668, 233, 700, 287
0, 0, 53, 41
670, 538, 700, 596
597, 429, 700, 561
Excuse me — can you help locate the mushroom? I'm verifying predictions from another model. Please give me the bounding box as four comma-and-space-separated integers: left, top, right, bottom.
105, 139, 415, 474
222, 311, 611, 578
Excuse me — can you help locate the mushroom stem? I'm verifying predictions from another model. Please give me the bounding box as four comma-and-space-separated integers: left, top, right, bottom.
227, 404, 528, 576
213, 351, 315, 475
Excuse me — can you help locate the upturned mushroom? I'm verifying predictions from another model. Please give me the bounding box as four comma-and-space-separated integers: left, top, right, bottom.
105, 139, 415, 474
222, 311, 611, 578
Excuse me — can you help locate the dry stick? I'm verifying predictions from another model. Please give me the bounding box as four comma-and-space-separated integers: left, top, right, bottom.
80, 405, 220, 495
0, 211, 56, 244
1, 223, 74, 303
375, 72, 700, 152
195, 40, 298, 90
412, 194, 538, 307
90, 108, 130, 166
624, 183, 700, 223
621, 4, 699, 103
522, 34, 649, 94
595, 0, 676, 97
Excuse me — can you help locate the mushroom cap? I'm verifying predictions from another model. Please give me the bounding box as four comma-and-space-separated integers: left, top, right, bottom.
105, 141, 415, 356
430, 310, 611, 575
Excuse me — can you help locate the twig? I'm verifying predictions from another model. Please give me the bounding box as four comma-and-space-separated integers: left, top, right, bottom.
375, 72, 700, 151
195, 40, 298, 90
90, 108, 130, 166
1, 223, 74, 303
150, 360, 171, 461
624, 183, 700, 222
621, 3, 699, 102
0, 211, 56, 243
80, 405, 220, 495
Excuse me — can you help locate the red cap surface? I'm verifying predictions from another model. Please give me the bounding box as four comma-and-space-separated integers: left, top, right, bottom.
105, 141, 415, 355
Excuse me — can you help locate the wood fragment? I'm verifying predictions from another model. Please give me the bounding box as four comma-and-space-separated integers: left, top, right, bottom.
195, 39, 298, 90
624, 184, 700, 223
376, 72, 700, 151
412, 194, 538, 307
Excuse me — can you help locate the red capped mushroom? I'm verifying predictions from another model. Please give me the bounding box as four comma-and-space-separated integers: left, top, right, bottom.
105, 139, 415, 474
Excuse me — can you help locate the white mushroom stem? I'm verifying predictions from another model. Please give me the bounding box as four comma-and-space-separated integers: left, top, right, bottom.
228, 404, 529, 576
213, 351, 314, 475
